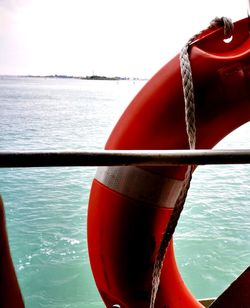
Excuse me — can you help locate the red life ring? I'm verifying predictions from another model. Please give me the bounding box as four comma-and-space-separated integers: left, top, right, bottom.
88, 18, 250, 307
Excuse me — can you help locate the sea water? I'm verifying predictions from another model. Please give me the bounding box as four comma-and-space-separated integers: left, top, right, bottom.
0, 76, 249, 307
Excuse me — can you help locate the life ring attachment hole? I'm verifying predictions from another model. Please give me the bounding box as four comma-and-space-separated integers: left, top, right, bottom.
223, 35, 233, 43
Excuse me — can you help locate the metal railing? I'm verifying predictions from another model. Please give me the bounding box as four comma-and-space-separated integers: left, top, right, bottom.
0, 149, 250, 168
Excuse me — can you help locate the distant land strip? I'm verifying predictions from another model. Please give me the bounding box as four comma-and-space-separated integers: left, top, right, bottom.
1, 74, 147, 81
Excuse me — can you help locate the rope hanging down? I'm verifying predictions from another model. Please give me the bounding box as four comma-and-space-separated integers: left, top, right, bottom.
149, 17, 234, 308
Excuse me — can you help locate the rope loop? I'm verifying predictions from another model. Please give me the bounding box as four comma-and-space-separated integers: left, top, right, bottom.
210, 17, 234, 38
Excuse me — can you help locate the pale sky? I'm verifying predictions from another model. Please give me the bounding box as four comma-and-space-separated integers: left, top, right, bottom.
0, 0, 248, 78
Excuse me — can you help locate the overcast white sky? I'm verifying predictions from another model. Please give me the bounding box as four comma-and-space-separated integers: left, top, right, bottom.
0, 0, 248, 78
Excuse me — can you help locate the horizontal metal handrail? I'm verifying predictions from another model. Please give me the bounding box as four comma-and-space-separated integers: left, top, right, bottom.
0, 149, 250, 168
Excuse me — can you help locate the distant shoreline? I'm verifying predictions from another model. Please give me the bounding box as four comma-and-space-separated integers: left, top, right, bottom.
1, 74, 147, 81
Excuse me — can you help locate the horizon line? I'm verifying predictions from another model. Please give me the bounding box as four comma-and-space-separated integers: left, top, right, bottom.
0, 74, 149, 81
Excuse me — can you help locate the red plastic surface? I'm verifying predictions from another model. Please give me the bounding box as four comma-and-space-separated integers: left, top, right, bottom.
0, 197, 24, 308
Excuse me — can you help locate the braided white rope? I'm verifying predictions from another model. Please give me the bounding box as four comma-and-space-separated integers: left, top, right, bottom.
149, 17, 234, 308
180, 16, 233, 150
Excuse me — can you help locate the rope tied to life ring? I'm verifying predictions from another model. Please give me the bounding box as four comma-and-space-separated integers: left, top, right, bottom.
149, 17, 234, 308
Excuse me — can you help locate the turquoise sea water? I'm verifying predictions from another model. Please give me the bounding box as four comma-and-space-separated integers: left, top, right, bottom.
0, 76, 250, 307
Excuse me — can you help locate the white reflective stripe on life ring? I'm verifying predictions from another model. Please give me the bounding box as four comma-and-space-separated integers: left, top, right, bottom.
95, 166, 184, 208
